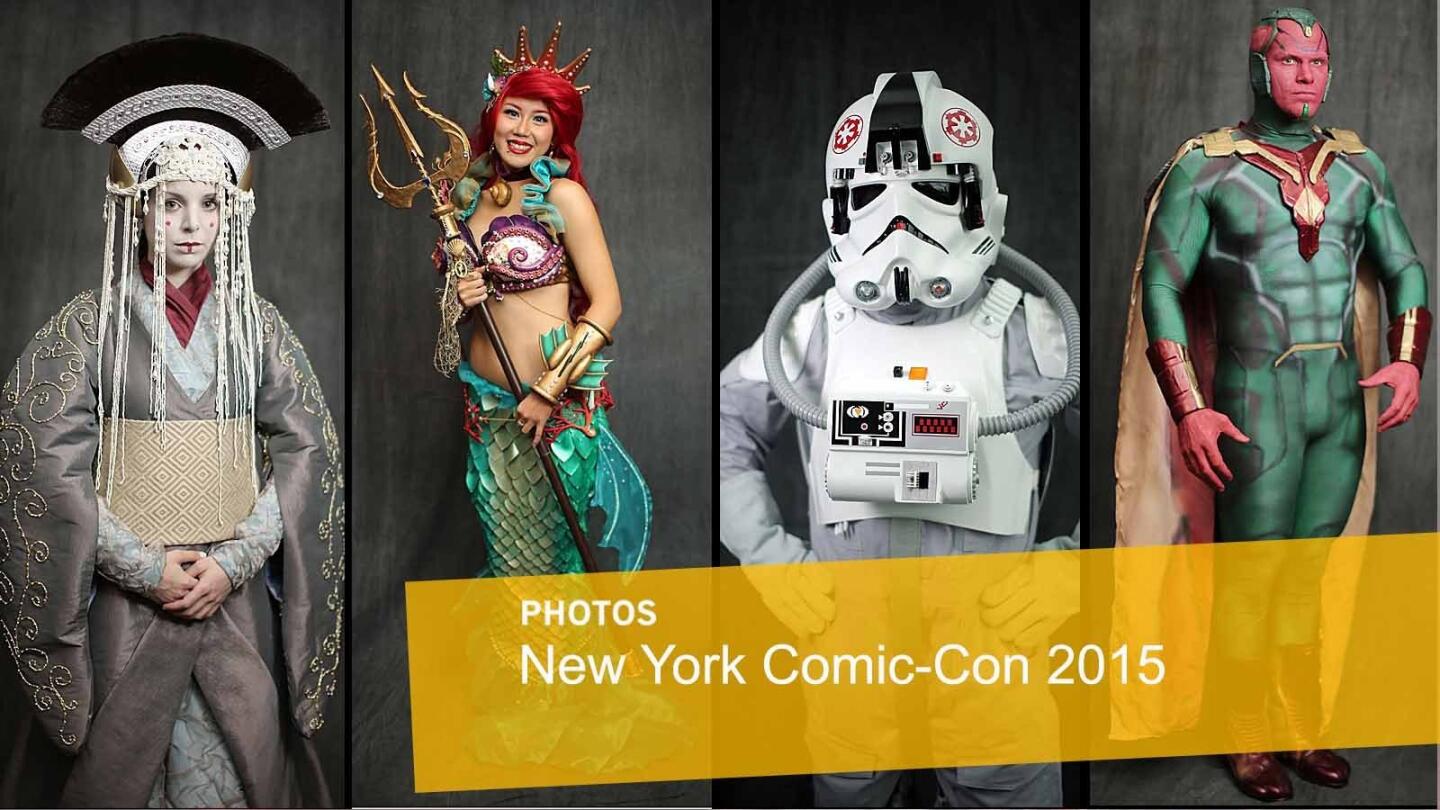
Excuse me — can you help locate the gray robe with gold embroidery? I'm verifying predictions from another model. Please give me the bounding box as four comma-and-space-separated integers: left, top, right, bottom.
0, 286, 343, 807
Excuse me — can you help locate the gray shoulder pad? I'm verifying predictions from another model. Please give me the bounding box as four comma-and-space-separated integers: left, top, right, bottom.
736, 295, 825, 383
1022, 292, 1068, 380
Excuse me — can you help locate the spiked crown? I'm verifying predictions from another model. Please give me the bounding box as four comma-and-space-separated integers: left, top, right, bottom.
484, 20, 592, 106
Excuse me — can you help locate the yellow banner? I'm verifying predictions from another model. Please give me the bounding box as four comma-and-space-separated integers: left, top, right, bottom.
405, 533, 1437, 792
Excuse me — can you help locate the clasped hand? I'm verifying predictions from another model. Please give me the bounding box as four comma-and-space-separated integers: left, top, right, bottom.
150, 549, 232, 621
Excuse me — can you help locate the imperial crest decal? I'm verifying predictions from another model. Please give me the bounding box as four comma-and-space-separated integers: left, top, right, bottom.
941, 107, 980, 147
833, 115, 863, 154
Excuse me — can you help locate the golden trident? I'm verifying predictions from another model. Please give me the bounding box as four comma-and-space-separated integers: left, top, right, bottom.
359, 65, 596, 568
359, 66, 473, 375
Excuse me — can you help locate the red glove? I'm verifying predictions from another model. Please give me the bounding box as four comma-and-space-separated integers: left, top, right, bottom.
1359, 362, 1421, 432
1177, 409, 1252, 492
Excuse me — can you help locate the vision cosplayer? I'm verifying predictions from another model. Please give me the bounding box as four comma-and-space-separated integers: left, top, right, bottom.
1114, 6, 1428, 803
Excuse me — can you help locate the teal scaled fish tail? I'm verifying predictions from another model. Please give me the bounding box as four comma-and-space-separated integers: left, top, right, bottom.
459, 356, 650, 578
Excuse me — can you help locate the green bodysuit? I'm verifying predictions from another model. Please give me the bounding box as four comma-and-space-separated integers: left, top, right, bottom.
1140, 112, 1427, 542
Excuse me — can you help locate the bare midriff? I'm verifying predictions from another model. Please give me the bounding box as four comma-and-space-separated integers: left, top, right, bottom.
466, 281, 573, 387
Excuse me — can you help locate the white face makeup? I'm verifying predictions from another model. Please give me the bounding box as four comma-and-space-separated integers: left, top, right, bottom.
143, 180, 220, 278
492, 96, 554, 172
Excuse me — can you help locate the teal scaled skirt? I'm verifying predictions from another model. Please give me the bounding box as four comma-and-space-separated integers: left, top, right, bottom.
459, 362, 651, 576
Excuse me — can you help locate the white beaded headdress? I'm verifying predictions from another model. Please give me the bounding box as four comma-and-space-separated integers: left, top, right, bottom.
42, 34, 328, 488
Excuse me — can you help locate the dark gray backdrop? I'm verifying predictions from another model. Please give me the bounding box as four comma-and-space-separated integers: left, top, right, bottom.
349, 0, 710, 806
1090, 0, 1438, 548
715, 0, 1083, 805
0, 0, 347, 805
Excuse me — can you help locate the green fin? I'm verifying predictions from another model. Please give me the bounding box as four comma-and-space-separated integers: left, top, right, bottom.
539, 325, 570, 360
573, 357, 612, 390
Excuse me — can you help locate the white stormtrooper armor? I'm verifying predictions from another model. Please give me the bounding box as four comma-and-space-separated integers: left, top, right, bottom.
725, 68, 1078, 548
807, 282, 1037, 534
718, 72, 1078, 808
766, 71, 1067, 535
823, 71, 1009, 311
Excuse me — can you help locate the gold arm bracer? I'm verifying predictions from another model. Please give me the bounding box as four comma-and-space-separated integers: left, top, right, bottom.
532, 320, 609, 403
576, 315, 613, 345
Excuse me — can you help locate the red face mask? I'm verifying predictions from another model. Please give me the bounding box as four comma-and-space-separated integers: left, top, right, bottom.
1253, 19, 1330, 120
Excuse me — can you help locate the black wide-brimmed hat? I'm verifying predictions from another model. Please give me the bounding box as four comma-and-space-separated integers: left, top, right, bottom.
42, 33, 328, 177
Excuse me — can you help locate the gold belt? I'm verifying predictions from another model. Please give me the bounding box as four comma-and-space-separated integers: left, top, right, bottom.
1273, 341, 1347, 367
96, 418, 258, 548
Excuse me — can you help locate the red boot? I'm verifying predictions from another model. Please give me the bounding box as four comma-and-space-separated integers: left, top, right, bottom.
1225, 753, 1295, 802
1274, 644, 1349, 788
1276, 749, 1350, 788
1221, 656, 1293, 801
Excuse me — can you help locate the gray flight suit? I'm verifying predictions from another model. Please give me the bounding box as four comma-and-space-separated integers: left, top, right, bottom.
718, 282, 1073, 808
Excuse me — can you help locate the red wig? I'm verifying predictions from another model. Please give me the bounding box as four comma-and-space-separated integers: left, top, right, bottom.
470, 69, 588, 191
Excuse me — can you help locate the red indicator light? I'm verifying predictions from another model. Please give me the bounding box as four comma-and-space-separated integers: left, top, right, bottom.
914, 415, 959, 436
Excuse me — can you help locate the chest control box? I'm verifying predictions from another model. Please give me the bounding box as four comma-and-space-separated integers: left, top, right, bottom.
824, 378, 979, 505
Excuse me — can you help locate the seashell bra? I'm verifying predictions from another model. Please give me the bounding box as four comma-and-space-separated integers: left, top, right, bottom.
479, 213, 574, 295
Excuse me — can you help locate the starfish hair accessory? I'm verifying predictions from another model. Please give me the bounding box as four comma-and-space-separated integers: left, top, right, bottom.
483, 20, 593, 107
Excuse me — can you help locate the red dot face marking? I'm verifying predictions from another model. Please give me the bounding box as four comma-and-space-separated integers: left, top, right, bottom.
941, 108, 980, 147
833, 115, 864, 154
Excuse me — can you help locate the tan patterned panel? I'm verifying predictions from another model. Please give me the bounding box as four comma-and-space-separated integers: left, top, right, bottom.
97, 418, 257, 547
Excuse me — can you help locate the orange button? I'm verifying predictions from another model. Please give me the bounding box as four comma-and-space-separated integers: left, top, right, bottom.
907, 367, 928, 380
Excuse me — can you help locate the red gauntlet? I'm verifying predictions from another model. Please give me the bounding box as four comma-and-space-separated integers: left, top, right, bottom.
1387, 307, 1432, 375
1146, 338, 1206, 423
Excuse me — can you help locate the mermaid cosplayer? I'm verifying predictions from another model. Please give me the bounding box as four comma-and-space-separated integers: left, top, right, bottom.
441, 22, 649, 577
419, 25, 675, 773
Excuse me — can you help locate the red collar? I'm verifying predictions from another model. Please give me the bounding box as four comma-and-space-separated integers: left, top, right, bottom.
139, 260, 212, 347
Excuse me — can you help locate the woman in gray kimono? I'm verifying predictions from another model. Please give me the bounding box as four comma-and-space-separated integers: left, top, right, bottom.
0, 35, 342, 807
